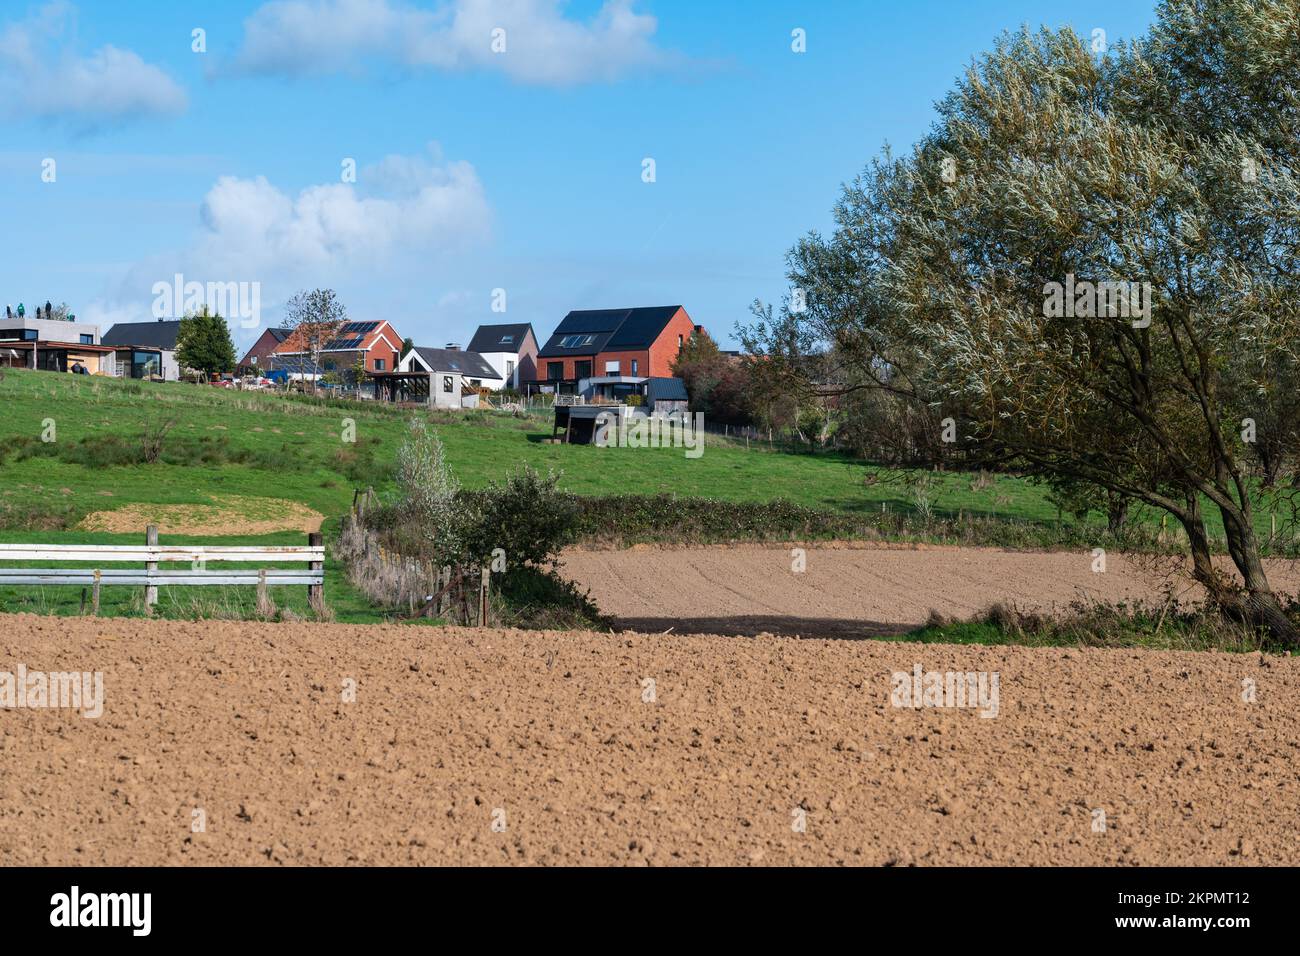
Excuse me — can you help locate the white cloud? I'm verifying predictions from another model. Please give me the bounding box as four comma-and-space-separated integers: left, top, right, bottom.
192, 148, 490, 275
0, 2, 187, 126
89, 146, 491, 344
233, 0, 673, 85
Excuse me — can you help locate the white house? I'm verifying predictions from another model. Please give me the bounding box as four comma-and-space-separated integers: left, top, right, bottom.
384, 345, 502, 409
465, 323, 538, 390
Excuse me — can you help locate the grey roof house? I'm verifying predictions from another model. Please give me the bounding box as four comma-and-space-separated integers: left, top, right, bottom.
101, 319, 184, 381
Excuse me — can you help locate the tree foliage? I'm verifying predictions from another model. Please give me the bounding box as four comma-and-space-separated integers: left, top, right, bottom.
282, 289, 349, 390
743, 1, 1300, 644
176, 307, 236, 377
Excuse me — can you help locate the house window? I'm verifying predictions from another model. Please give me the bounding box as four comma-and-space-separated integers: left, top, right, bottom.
677, 334, 684, 347
631, 359, 639, 375
547, 362, 564, 381
575, 360, 592, 380
79, 334, 93, 345
500, 335, 513, 345
374, 358, 385, 371
131, 351, 160, 379
605, 360, 620, 374
442, 376, 454, 393
251, 356, 258, 365
558, 334, 597, 348
506, 359, 515, 380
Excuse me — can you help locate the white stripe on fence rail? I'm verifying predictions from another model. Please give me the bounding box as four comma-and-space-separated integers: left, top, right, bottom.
0, 570, 322, 586
0, 545, 324, 562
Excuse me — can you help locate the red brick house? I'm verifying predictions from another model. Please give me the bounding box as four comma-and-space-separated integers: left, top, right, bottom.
269, 320, 404, 378
536, 306, 696, 391
237, 326, 292, 374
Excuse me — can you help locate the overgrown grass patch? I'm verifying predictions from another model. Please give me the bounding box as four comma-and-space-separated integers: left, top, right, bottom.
906, 600, 1285, 653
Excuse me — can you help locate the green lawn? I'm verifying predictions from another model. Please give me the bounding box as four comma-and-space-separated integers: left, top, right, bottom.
0, 368, 1059, 521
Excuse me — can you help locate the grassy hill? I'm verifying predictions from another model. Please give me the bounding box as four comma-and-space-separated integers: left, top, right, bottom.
0, 368, 1060, 524
0, 368, 1287, 622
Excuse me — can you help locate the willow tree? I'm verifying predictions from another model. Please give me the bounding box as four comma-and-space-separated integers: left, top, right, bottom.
747, 1, 1300, 644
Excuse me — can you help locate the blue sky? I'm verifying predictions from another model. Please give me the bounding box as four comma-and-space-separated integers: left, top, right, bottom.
0, 0, 1157, 352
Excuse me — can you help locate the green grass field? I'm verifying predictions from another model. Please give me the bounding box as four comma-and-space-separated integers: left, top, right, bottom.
0, 367, 1060, 522
0, 368, 1289, 624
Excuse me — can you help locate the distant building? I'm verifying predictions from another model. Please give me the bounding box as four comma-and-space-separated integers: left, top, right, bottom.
375, 345, 502, 409
101, 320, 183, 380
237, 327, 292, 375
536, 306, 696, 394
270, 320, 403, 380
465, 323, 538, 390
0, 311, 116, 374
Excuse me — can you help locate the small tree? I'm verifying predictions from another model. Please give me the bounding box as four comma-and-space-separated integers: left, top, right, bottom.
400, 337, 415, 360
176, 307, 237, 379
283, 289, 349, 393
395, 417, 461, 561
349, 354, 369, 391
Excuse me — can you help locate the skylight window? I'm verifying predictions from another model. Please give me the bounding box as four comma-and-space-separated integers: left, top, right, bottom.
558, 334, 597, 348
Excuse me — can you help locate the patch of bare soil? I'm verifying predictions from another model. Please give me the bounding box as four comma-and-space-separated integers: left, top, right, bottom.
0, 613, 1295, 866
77, 495, 324, 535
559, 544, 1300, 638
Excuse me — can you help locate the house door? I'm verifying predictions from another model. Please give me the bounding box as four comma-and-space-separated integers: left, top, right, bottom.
574, 360, 592, 380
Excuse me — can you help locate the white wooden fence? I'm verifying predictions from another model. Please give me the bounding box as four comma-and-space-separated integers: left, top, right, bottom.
0, 527, 324, 612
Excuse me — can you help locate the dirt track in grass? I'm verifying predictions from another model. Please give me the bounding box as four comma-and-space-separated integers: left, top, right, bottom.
1, 612, 1296, 866
558, 543, 1300, 638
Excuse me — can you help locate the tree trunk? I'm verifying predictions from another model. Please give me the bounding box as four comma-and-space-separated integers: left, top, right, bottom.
1218, 504, 1299, 648
1176, 497, 1251, 626
1106, 492, 1129, 534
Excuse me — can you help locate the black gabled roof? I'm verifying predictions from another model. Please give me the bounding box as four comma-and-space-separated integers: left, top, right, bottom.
101, 320, 183, 350
537, 306, 683, 358
467, 323, 534, 354
645, 376, 688, 403
605, 306, 682, 349
413, 347, 502, 380
267, 327, 293, 343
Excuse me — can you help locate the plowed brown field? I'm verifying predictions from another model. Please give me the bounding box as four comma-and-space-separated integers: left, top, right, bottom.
1, 613, 1296, 866
559, 543, 1300, 638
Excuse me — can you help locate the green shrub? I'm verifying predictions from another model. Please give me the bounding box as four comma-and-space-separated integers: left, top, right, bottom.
459, 464, 578, 569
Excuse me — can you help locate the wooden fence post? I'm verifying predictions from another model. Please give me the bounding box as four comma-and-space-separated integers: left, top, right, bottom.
92, 569, 101, 616
145, 525, 158, 609
257, 568, 269, 616
479, 566, 490, 626
308, 531, 324, 612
